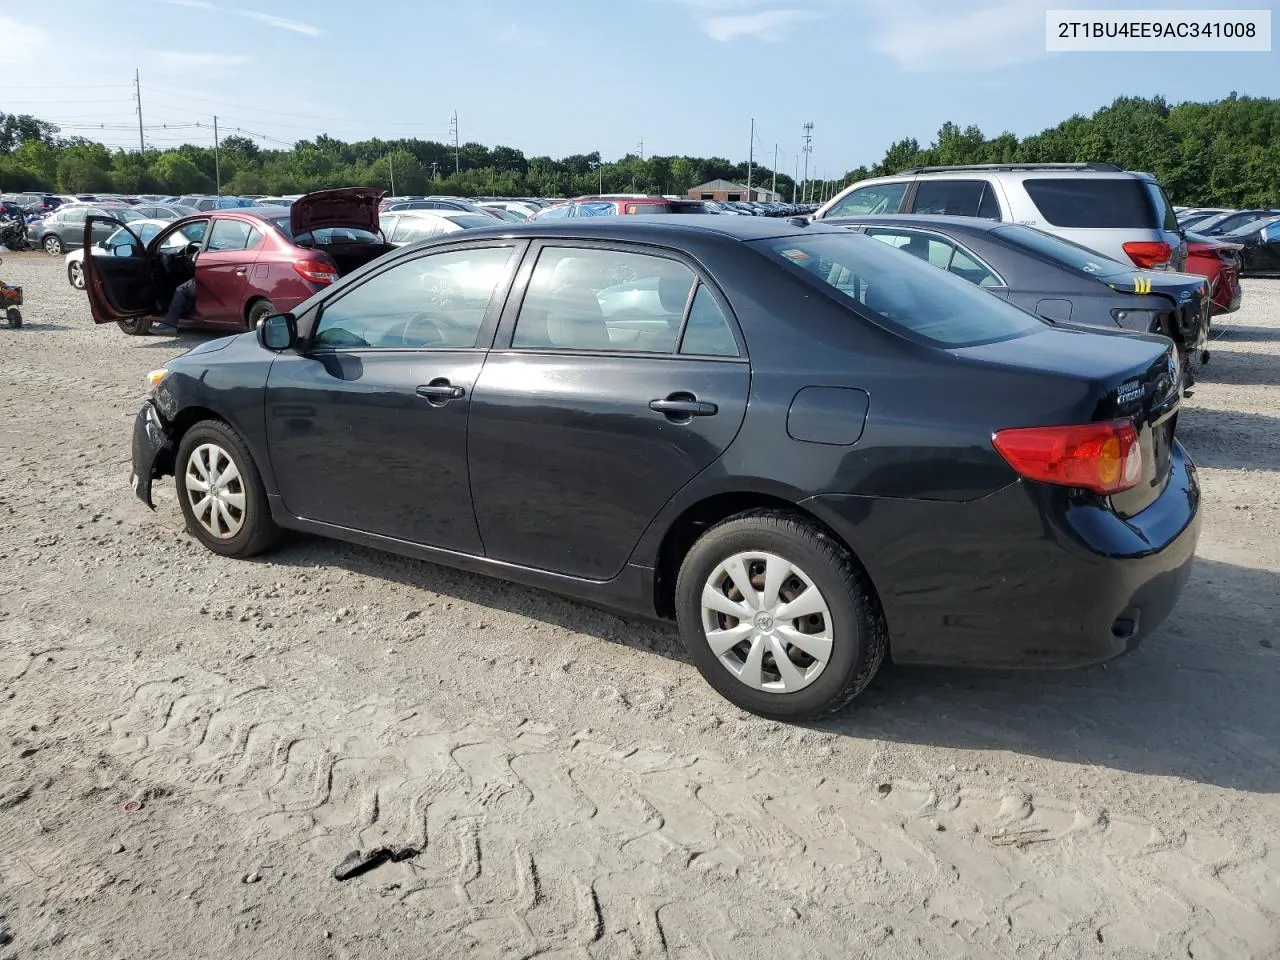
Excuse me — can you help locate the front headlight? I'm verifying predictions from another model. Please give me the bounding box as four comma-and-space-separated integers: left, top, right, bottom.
1111, 308, 1163, 333
146, 368, 169, 392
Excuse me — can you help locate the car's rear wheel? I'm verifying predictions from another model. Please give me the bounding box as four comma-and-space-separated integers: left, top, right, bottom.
246, 298, 275, 330
175, 420, 281, 558
675, 510, 886, 720
117, 315, 152, 336
67, 260, 85, 290
43, 235, 63, 256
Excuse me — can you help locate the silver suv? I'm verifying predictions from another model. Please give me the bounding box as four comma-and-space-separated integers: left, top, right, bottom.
813, 163, 1186, 271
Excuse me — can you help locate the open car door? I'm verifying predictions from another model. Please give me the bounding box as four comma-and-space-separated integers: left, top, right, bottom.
83, 216, 155, 325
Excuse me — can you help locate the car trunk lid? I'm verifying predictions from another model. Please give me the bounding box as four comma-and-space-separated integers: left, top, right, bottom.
290, 187, 383, 238
957, 327, 1181, 518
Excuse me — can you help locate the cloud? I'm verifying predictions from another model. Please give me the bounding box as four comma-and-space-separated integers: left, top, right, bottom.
156, 0, 322, 37
0, 14, 51, 62
862, 0, 1046, 72
702, 8, 814, 41
152, 51, 251, 71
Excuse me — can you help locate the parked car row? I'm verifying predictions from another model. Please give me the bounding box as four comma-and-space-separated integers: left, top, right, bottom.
111, 212, 1202, 719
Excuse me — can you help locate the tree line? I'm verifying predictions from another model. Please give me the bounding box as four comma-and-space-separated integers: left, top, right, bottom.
2, 94, 1277, 205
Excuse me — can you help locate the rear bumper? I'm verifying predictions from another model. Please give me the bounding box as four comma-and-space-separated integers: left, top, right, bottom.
130, 401, 175, 508
804, 442, 1201, 668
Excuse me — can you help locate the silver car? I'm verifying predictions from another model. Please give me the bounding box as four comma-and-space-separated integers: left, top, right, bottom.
813, 163, 1187, 271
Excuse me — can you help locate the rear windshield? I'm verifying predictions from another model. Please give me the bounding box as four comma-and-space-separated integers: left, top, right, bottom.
993, 224, 1131, 277
271, 218, 381, 245
1023, 178, 1158, 229
754, 233, 1044, 347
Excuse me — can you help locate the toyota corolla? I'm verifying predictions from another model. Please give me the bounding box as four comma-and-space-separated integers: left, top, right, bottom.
129, 216, 1201, 720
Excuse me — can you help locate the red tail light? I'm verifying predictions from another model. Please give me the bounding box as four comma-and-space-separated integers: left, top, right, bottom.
992, 420, 1142, 495
293, 259, 338, 284
1123, 241, 1172, 270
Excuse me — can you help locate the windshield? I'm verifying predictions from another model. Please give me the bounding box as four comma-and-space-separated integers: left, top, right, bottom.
443, 214, 499, 229
1223, 216, 1280, 237
106, 223, 163, 247
271, 217, 381, 245
993, 224, 1130, 277
754, 232, 1045, 347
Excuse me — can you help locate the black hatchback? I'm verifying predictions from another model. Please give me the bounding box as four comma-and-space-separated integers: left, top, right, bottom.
130, 216, 1201, 720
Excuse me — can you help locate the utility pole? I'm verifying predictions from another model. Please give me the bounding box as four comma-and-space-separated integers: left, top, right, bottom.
637, 138, 644, 160
213, 115, 221, 195
771, 143, 778, 197
746, 118, 754, 200
429, 161, 440, 181
801, 121, 813, 205
793, 156, 799, 203
388, 153, 395, 195
450, 112, 460, 175
134, 69, 145, 153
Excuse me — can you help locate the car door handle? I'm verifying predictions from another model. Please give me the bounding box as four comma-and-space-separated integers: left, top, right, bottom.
649, 395, 718, 419
234, 267, 247, 275
416, 382, 465, 401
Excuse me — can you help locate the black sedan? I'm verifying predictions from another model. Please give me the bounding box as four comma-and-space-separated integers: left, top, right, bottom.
823, 215, 1211, 387
129, 216, 1200, 720
1223, 215, 1280, 276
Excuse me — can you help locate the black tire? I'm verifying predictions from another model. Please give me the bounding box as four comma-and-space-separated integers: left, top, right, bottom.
43, 234, 63, 256
6, 307, 20, 329
68, 260, 85, 290
674, 509, 886, 721
246, 298, 275, 331
174, 420, 281, 558
118, 315, 153, 336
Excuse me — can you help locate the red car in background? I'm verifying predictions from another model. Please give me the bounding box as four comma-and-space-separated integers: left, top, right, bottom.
1184, 231, 1243, 316
84, 188, 393, 335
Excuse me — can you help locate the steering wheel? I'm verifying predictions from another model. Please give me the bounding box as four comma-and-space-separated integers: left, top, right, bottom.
400, 311, 448, 347
607, 262, 639, 285
422, 272, 464, 307
183, 240, 201, 265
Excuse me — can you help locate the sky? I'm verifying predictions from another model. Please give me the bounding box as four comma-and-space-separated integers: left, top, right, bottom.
1, 0, 1277, 177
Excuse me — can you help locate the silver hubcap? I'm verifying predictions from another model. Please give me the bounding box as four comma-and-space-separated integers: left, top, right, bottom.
70, 262, 83, 287
184, 443, 246, 539
45, 238, 60, 254
700, 551, 834, 693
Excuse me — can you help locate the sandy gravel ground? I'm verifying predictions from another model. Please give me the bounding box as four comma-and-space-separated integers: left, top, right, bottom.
0, 252, 1277, 960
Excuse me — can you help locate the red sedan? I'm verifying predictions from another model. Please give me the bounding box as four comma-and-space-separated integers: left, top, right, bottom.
83, 188, 393, 335
1184, 231, 1243, 316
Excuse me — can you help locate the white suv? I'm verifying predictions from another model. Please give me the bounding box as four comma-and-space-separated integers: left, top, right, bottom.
813, 163, 1187, 271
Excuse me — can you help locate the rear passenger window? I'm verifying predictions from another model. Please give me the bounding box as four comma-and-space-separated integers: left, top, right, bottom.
1023, 179, 1158, 228
867, 229, 955, 268
679, 284, 739, 357
512, 247, 695, 353
910, 180, 989, 217
244, 227, 264, 251
949, 248, 1002, 287
825, 182, 907, 218
206, 219, 253, 251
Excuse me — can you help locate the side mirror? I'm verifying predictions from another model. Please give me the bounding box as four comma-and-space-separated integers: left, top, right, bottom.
112, 243, 137, 257
257, 312, 297, 351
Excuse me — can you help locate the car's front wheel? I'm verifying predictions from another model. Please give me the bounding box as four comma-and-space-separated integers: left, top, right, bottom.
67, 260, 84, 290
675, 510, 886, 720
43, 235, 64, 256
175, 420, 281, 558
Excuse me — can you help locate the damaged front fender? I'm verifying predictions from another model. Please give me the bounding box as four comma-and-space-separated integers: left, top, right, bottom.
130, 401, 175, 509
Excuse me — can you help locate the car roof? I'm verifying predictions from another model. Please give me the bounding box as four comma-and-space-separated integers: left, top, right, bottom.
403, 214, 842, 245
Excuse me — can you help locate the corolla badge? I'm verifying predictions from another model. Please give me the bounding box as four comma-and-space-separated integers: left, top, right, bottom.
1116, 379, 1144, 405
1179, 290, 1192, 302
